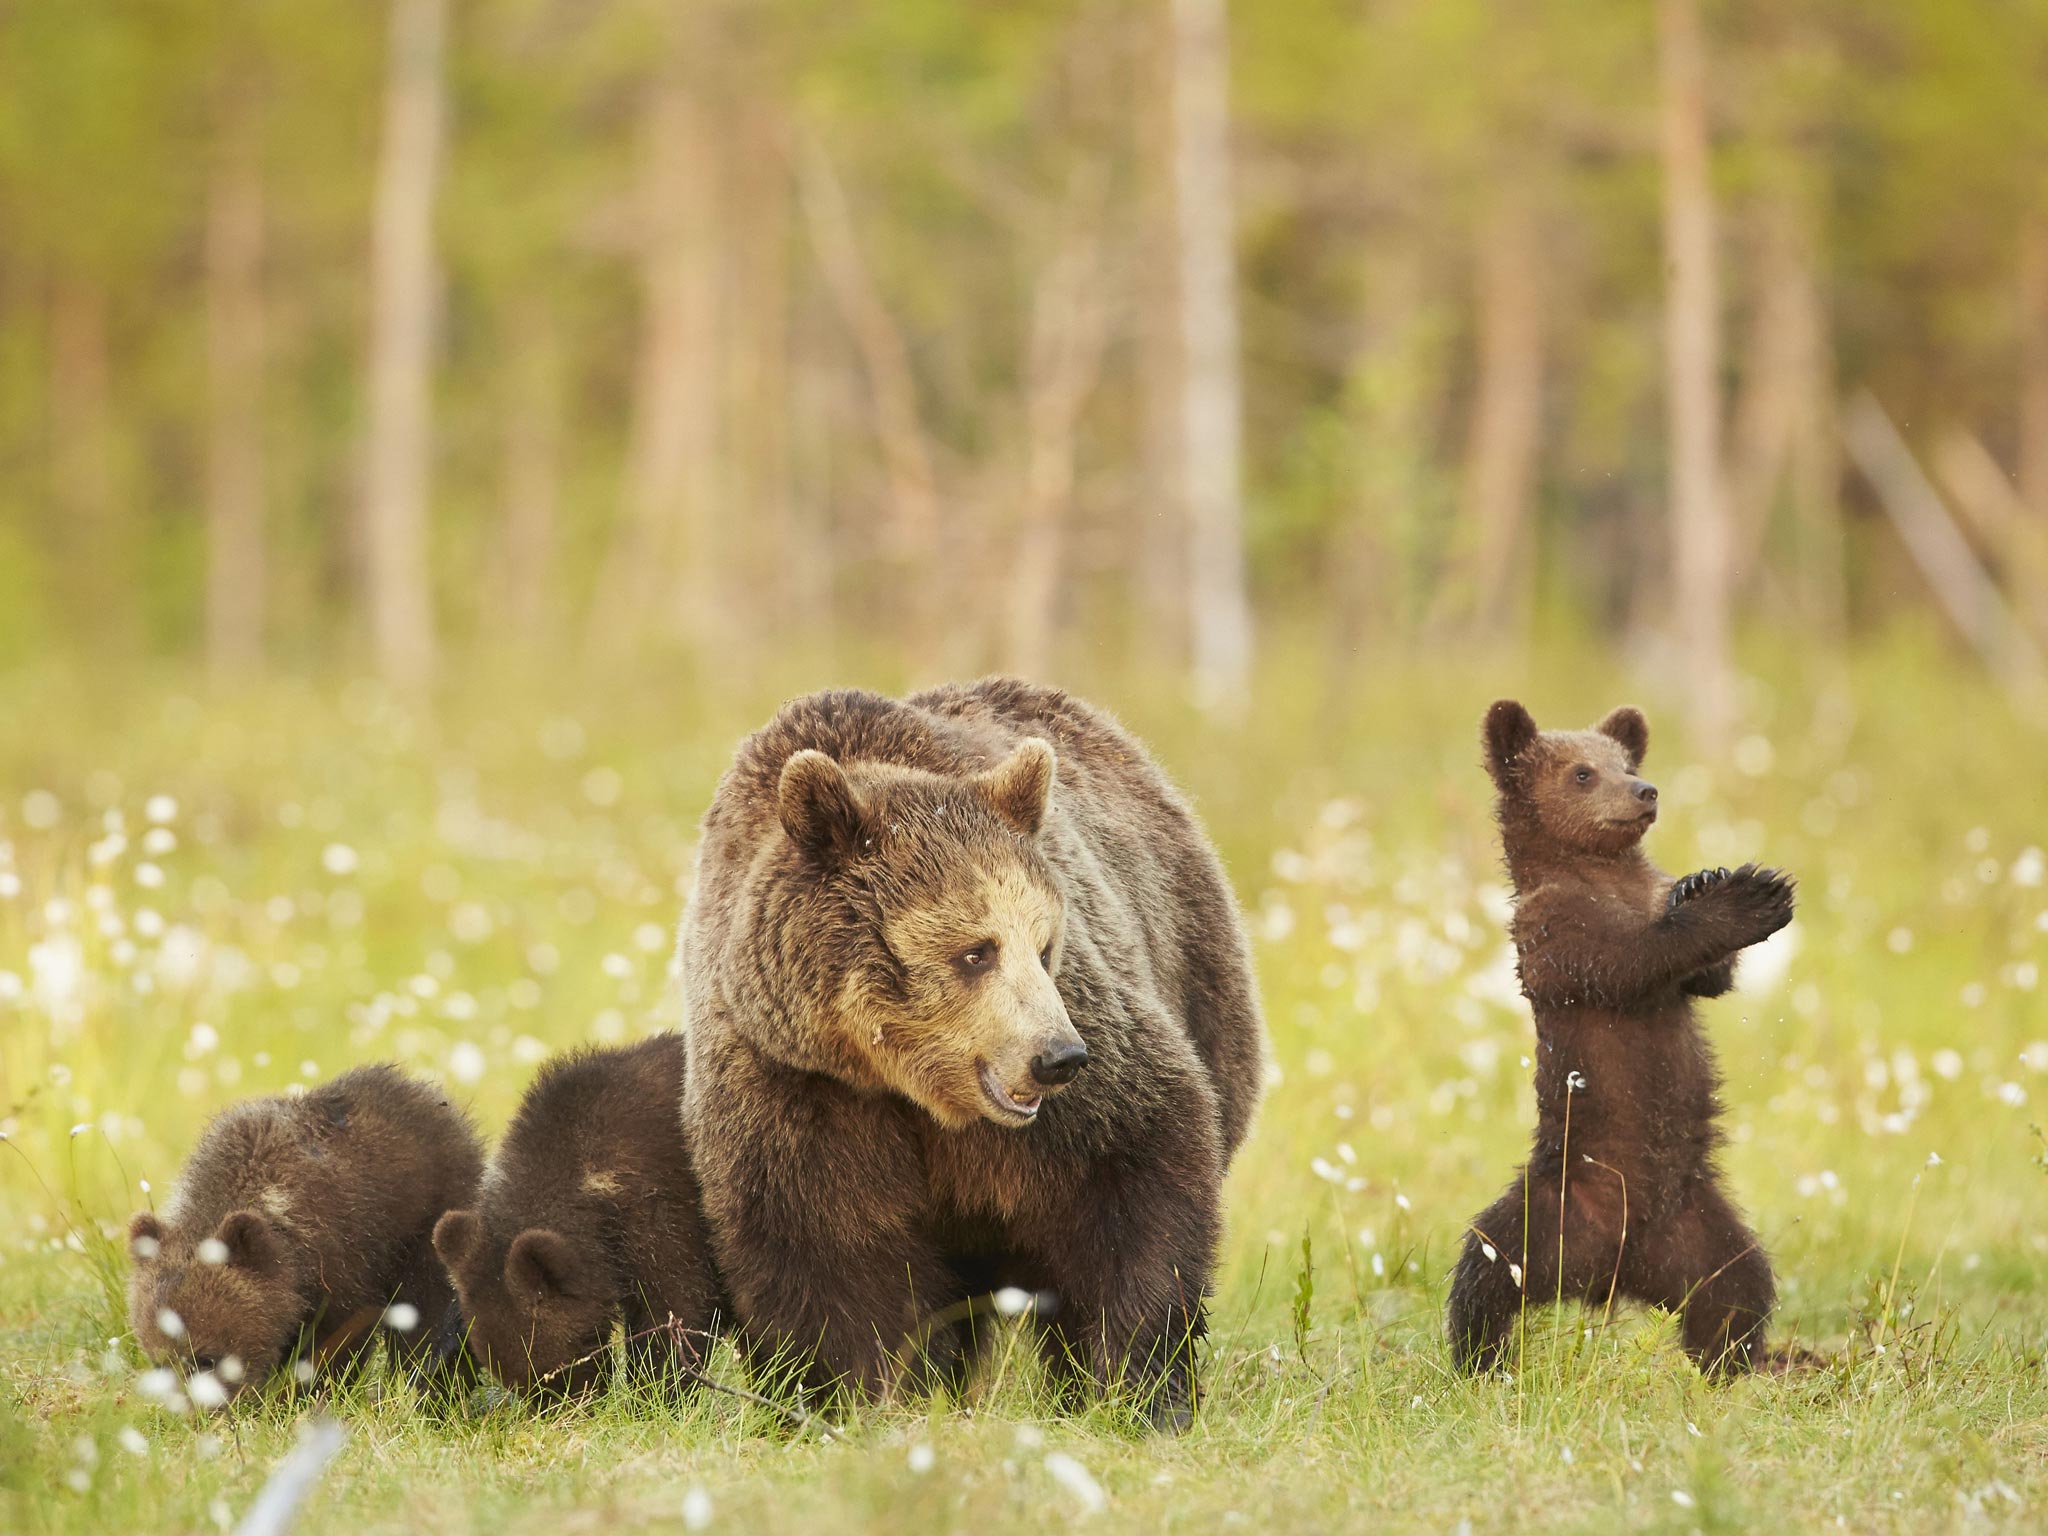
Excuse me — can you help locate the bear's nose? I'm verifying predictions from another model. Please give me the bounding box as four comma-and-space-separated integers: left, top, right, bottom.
1030, 1038, 1089, 1088
1634, 780, 1658, 804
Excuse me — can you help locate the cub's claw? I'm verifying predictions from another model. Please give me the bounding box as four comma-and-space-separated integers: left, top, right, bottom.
1670, 867, 1732, 909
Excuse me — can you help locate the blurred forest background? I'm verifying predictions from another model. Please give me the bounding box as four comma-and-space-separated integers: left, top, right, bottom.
3, 0, 2047, 732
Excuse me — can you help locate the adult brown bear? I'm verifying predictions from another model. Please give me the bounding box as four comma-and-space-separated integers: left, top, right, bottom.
680, 678, 1264, 1428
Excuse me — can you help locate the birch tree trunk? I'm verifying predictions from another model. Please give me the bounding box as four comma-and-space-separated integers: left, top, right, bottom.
2018, 212, 2048, 637
205, 86, 267, 677
1458, 190, 1545, 637
492, 293, 560, 643
1168, 0, 1252, 708
1005, 193, 1110, 678
1657, 0, 1732, 738
591, 45, 722, 655
360, 0, 445, 690
1133, 10, 1185, 656
48, 278, 128, 650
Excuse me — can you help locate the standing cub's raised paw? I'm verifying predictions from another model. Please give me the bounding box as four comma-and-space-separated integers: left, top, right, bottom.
1669, 866, 1732, 908
1709, 863, 1797, 941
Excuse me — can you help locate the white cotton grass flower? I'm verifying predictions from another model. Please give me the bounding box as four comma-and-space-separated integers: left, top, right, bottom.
681, 1487, 714, 1530
907, 1442, 935, 1474
1014, 1423, 1046, 1450
448, 1041, 486, 1084
218, 1355, 244, 1384
118, 1426, 149, 1456
1481, 1243, 1498, 1263
132, 1233, 161, 1260
70, 1123, 93, 1139
1566, 1070, 1588, 1091
384, 1303, 420, 1333
196, 1238, 230, 1266
137, 1368, 179, 1402
1043, 1451, 1108, 1517
146, 795, 178, 824
186, 1371, 229, 1410
993, 1287, 1035, 1319
1507, 1263, 1524, 1289
1926, 1151, 1943, 1168
292, 1359, 316, 1385
156, 1308, 186, 1339
321, 844, 359, 876
1672, 1490, 1697, 1508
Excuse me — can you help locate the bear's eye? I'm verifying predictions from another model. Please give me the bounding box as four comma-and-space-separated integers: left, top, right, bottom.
1039, 943, 1054, 971
955, 942, 996, 974
192, 1352, 219, 1372
1573, 766, 1594, 785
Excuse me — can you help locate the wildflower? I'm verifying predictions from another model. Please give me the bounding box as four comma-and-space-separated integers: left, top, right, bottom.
218, 1356, 244, 1384
196, 1239, 229, 1266
1507, 1263, 1523, 1288
1480, 1243, 1498, 1263
681, 1487, 714, 1530
118, 1427, 149, 1456
137, 1368, 180, 1402
321, 844, 359, 876
448, 1042, 486, 1084
186, 1371, 229, 1410
135, 863, 165, 889
384, 1303, 421, 1333
1567, 1070, 1588, 1091
1926, 1152, 1943, 1168
993, 1287, 1036, 1319
907, 1443, 935, 1474
1672, 1491, 1696, 1508
1044, 1451, 1108, 1516
156, 1308, 185, 1339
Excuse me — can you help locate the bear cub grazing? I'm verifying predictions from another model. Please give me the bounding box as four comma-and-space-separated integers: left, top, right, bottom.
433, 1033, 726, 1396
127, 1064, 482, 1400
1447, 701, 1796, 1379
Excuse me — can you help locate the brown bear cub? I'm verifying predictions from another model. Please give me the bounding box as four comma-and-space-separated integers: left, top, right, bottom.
433, 1033, 726, 1397
683, 679, 1266, 1431
127, 1064, 482, 1400
1447, 701, 1795, 1378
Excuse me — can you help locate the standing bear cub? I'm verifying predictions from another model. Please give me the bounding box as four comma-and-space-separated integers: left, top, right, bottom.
128, 1065, 482, 1400
434, 1033, 726, 1396
1447, 701, 1795, 1378
682, 679, 1266, 1430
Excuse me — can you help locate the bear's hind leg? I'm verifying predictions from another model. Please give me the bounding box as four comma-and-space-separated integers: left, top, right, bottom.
1628, 1181, 1774, 1379
1448, 1169, 1628, 1374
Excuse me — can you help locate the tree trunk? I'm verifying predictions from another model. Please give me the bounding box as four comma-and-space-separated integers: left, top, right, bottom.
1456, 189, 1545, 637
48, 277, 129, 651
1168, 0, 1253, 709
205, 87, 267, 678
726, 102, 797, 641
2018, 212, 2048, 637
492, 293, 560, 643
1132, 7, 1185, 658
1005, 190, 1110, 679
591, 44, 722, 656
360, 0, 445, 691
796, 133, 941, 648
1657, 0, 1732, 738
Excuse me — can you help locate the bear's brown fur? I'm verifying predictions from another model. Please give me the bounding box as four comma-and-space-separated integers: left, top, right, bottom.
1446, 701, 1795, 1377
127, 1064, 482, 1399
681, 678, 1265, 1429
433, 1033, 726, 1395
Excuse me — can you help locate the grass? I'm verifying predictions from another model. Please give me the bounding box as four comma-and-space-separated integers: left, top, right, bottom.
4, 634, 2047, 1533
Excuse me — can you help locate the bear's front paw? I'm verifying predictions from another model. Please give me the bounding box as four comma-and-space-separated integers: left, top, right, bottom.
1717, 863, 1796, 943
1669, 867, 1733, 910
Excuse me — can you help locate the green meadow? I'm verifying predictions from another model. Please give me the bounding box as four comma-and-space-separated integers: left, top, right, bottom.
4, 640, 2045, 1534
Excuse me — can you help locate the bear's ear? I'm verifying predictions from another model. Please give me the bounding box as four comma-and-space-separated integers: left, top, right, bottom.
127, 1211, 164, 1260
433, 1209, 482, 1276
506, 1228, 586, 1300
1596, 706, 1649, 769
777, 749, 868, 863
979, 737, 1056, 836
214, 1210, 284, 1272
1482, 700, 1540, 789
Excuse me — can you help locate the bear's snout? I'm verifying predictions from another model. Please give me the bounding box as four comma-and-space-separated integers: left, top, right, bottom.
1030, 1036, 1089, 1088
1633, 779, 1658, 806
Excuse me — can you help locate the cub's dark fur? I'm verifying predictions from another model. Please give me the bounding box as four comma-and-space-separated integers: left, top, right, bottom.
127, 1065, 482, 1398
1446, 701, 1795, 1377
682, 678, 1266, 1430
434, 1033, 726, 1395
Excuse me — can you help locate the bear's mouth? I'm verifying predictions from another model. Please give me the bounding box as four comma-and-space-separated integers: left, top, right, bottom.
977, 1061, 1043, 1125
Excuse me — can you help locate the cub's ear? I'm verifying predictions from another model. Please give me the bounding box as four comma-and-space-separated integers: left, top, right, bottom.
777, 749, 868, 863
979, 737, 1056, 836
506, 1228, 585, 1300
127, 1211, 164, 1259
1482, 700, 1539, 789
1596, 706, 1649, 769
433, 1209, 483, 1275
214, 1210, 284, 1272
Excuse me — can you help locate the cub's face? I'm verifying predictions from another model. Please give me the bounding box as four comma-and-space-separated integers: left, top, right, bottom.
126, 1209, 296, 1399
1484, 701, 1660, 855
778, 737, 1089, 1130
433, 1212, 613, 1396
